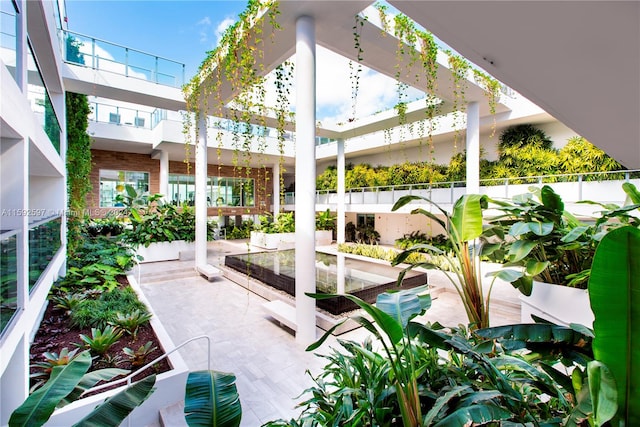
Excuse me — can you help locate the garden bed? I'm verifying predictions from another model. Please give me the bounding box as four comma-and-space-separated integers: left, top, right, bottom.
29, 276, 171, 394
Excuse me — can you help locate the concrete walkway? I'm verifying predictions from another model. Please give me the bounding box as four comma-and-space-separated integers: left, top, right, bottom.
135, 240, 520, 426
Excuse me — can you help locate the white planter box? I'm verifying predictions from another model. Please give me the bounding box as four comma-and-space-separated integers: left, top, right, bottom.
520, 281, 594, 327
46, 273, 189, 427
250, 231, 296, 250
250, 231, 333, 250
315, 230, 333, 246
136, 240, 194, 263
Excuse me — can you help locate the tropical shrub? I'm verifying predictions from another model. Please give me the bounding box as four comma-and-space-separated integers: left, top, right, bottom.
118, 185, 217, 246
267, 287, 596, 426
109, 309, 152, 341
486, 184, 640, 290
558, 136, 624, 178
84, 213, 125, 237
67, 235, 138, 273
11, 349, 154, 427
315, 209, 336, 231
224, 219, 253, 239
254, 212, 295, 233
392, 193, 503, 329
69, 287, 148, 329
78, 325, 123, 356
316, 165, 337, 190
123, 341, 157, 368
395, 232, 451, 252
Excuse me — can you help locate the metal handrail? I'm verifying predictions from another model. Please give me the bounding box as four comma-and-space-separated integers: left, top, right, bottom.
82, 335, 211, 397
63, 29, 186, 87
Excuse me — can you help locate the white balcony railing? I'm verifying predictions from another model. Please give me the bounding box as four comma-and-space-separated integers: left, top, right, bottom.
285, 170, 640, 211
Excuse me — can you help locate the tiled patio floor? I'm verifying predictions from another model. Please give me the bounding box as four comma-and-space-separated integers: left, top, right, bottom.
135, 240, 520, 426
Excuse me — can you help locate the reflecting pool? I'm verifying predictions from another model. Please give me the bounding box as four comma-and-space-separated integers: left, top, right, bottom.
225, 250, 427, 315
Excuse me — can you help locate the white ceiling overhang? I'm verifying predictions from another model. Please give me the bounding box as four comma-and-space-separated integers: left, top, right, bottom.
389, 1, 640, 168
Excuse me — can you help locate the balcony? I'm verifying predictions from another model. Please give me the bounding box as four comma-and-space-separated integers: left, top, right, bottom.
63, 30, 185, 88
284, 170, 640, 215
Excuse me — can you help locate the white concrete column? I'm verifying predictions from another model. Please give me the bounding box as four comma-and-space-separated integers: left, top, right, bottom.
195, 114, 208, 268
159, 150, 169, 200
272, 162, 280, 215
336, 139, 345, 244
336, 253, 346, 294
466, 101, 480, 194
294, 15, 317, 346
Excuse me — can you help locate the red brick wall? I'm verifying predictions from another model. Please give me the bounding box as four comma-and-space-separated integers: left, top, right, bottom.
88, 149, 272, 217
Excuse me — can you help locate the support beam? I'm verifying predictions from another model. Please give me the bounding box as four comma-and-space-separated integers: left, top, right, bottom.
336, 138, 345, 244
294, 15, 317, 346
272, 161, 280, 215
466, 101, 480, 194
159, 150, 169, 201
195, 114, 208, 268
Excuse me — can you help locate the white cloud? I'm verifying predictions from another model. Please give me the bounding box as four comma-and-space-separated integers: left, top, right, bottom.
196, 16, 212, 43
215, 17, 236, 46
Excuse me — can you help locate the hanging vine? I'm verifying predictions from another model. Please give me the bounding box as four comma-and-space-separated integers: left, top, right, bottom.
447, 52, 471, 151
183, 0, 283, 217
473, 69, 501, 137
349, 14, 365, 122
274, 60, 294, 210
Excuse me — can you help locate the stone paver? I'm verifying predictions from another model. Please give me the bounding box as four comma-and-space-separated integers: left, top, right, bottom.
136, 240, 519, 425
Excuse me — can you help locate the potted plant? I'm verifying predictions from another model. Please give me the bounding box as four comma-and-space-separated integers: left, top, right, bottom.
116, 185, 217, 262
315, 209, 336, 245
250, 212, 296, 250
487, 184, 640, 326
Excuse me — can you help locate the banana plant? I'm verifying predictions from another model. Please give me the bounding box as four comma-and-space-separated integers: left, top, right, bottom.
307, 285, 431, 427
475, 226, 639, 425
588, 225, 640, 426
9, 350, 153, 427
184, 370, 242, 427
391, 194, 500, 329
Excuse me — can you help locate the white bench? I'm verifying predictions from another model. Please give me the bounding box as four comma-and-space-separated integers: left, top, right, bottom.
196, 264, 222, 282
262, 300, 296, 331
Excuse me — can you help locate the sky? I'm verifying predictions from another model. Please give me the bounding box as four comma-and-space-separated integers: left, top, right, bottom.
62, 0, 424, 125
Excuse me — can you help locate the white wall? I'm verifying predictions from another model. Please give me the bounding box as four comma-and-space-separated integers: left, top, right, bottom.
317, 120, 580, 174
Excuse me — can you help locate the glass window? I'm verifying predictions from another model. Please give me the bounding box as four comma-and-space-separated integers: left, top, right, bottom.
357, 213, 375, 228
28, 217, 61, 292
99, 170, 149, 207
210, 177, 254, 207
27, 40, 61, 153
0, 0, 18, 84
1, 230, 18, 334
168, 174, 195, 205
169, 175, 255, 207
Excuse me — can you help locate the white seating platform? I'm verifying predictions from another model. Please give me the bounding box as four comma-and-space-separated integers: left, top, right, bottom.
196, 264, 222, 281
262, 300, 297, 331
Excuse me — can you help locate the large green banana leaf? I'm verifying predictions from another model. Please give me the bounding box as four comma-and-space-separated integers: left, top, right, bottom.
589, 226, 640, 425
72, 374, 156, 427
184, 370, 242, 427
9, 351, 92, 427
450, 194, 486, 242
375, 285, 431, 328
59, 368, 130, 407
